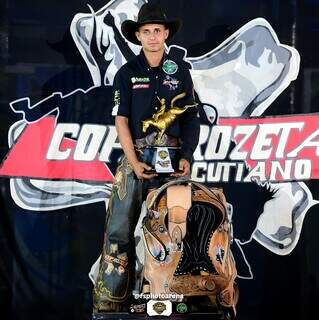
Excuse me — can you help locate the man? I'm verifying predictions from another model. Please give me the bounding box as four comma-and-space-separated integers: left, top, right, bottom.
93, 3, 200, 314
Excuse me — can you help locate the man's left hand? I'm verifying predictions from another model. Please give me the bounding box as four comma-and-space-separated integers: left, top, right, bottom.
171, 158, 191, 177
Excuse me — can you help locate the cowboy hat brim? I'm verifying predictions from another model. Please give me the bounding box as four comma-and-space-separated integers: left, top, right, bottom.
121, 19, 182, 45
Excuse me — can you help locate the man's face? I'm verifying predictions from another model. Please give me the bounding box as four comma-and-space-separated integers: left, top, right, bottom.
135, 24, 169, 53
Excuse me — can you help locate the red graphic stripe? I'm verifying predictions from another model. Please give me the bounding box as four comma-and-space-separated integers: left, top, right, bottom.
0, 117, 114, 182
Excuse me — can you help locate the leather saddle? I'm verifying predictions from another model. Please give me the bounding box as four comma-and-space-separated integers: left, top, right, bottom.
141, 179, 239, 314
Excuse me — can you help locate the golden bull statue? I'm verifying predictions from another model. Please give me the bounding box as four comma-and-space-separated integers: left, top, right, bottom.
142, 92, 198, 145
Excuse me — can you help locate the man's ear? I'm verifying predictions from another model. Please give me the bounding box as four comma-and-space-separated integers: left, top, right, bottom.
165, 28, 169, 40
135, 31, 141, 42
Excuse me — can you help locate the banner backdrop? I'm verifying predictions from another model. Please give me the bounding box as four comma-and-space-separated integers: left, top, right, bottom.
1, 0, 319, 319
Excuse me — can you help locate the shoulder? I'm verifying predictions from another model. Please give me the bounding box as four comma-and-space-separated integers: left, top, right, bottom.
115, 63, 129, 76
113, 61, 134, 84
122, 55, 140, 71
114, 56, 140, 77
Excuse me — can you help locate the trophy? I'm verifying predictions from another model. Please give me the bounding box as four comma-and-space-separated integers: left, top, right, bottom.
141, 92, 197, 174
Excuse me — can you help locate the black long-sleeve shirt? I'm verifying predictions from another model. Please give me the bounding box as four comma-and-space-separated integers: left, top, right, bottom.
111, 49, 200, 163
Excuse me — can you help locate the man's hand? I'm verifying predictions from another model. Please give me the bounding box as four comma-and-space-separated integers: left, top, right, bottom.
132, 161, 157, 180
171, 158, 191, 178
115, 117, 157, 180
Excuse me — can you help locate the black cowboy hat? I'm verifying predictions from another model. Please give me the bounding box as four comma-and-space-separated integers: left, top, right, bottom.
121, 3, 182, 45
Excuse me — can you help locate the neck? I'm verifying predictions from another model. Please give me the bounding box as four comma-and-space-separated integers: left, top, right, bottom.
143, 48, 165, 67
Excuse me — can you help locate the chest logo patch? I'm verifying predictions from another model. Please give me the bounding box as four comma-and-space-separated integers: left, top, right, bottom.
162, 59, 178, 75
163, 75, 179, 90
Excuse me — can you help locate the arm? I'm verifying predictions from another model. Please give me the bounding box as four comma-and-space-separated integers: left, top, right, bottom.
115, 116, 138, 166
115, 116, 157, 180
112, 70, 156, 179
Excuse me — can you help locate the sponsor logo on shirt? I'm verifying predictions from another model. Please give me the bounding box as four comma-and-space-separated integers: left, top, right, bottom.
163, 75, 179, 90
112, 89, 120, 115
133, 84, 150, 89
131, 77, 150, 83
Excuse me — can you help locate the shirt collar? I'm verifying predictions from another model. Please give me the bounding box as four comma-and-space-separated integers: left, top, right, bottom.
138, 49, 168, 71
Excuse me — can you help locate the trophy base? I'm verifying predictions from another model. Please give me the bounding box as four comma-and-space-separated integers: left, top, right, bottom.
140, 146, 181, 175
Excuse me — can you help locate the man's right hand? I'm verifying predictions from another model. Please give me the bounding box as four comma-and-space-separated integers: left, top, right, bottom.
132, 161, 158, 180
